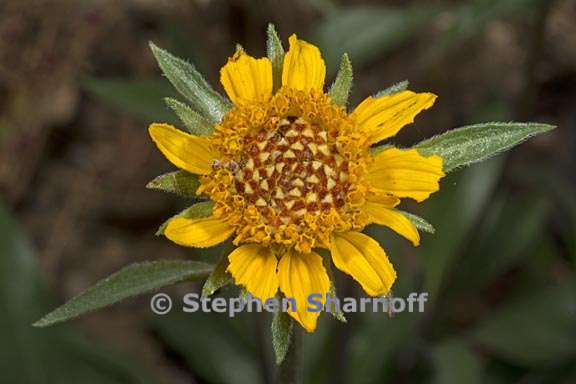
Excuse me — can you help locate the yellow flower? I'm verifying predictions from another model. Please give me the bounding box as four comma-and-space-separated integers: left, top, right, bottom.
149, 34, 445, 332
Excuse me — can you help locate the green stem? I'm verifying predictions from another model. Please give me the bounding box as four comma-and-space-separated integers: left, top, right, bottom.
278, 325, 302, 384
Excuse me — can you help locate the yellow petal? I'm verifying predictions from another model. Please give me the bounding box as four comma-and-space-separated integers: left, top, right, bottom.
351, 91, 437, 144
226, 244, 279, 301
164, 215, 234, 248
278, 249, 330, 332
149, 123, 217, 175
330, 231, 396, 296
364, 200, 420, 246
282, 34, 326, 91
220, 48, 273, 106
369, 148, 445, 202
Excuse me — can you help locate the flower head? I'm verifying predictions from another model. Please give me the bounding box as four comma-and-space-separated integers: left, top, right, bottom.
149, 33, 445, 332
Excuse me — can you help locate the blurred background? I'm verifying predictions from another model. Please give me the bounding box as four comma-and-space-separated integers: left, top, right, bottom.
1, 0, 575, 383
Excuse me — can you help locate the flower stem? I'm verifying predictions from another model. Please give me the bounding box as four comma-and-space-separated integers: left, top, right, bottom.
278, 325, 302, 384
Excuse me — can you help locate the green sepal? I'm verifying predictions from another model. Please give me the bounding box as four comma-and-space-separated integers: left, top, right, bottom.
146, 170, 201, 198
266, 23, 285, 93
415, 122, 556, 173
319, 249, 347, 323
328, 53, 353, 106
201, 241, 234, 297
149, 42, 231, 123
156, 200, 213, 236
369, 143, 393, 156
33, 260, 213, 327
271, 310, 293, 365
375, 80, 409, 97
164, 98, 213, 135
399, 210, 435, 234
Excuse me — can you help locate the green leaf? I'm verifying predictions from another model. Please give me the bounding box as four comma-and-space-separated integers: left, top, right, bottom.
415, 122, 555, 173
471, 282, 576, 366
146, 170, 201, 198
432, 339, 483, 384
400, 211, 435, 234
318, 250, 346, 323
84, 78, 179, 124
271, 311, 293, 365
266, 23, 285, 92
202, 242, 234, 297
375, 80, 409, 97
156, 200, 213, 236
328, 53, 353, 106
164, 97, 213, 135
34, 260, 213, 327
149, 42, 231, 123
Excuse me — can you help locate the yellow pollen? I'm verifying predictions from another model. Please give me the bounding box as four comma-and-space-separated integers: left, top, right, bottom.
203, 87, 370, 252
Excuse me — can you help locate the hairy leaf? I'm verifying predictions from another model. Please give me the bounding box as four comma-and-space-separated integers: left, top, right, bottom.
375, 80, 409, 98
149, 42, 230, 123
164, 98, 213, 135
34, 261, 213, 327
156, 201, 213, 236
415, 122, 555, 173
266, 23, 285, 92
328, 53, 353, 106
146, 170, 201, 198
271, 311, 293, 365
400, 211, 435, 234
202, 242, 234, 297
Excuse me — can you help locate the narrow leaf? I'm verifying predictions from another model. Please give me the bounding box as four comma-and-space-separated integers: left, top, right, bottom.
149, 42, 231, 123
146, 170, 201, 198
266, 23, 285, 92
328, 53, 353, 106
164, 98, 213, 135
375, 80, 409, 97
319, 249, 346, 322
156, 201, 213, 236
271, 311, 293, 365
400, 211, 435, 234
34, 261, 213, 327
415, 122, 555, 173
202, 242, 234, 297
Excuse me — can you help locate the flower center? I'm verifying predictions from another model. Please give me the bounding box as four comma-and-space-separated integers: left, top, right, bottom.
226, 116, 351, 228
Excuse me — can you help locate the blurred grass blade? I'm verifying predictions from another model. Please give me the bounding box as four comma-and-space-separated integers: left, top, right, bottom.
0, 201, 158, 382
156, 200, 213, 236
328, 53, 353, 106
85, 78, 179, 124
432, 339, 483, 384
164, 98, 213, 135
146, 170, 200, 198
271, 311, 293, 365
34, 260, 213, 327
313, 6, 437, 71
154, 312, 263, 383
266, 23, 285, 92
459, 195, 549, 289
400, 211, 435, 234
202, 242, 234, 297
149, 42, 231, 123
471, 281, 576, 366
415, 122, 555, 173
422, 157, 504, 300
425, 0, 548, 62
375, 80, 409, 97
